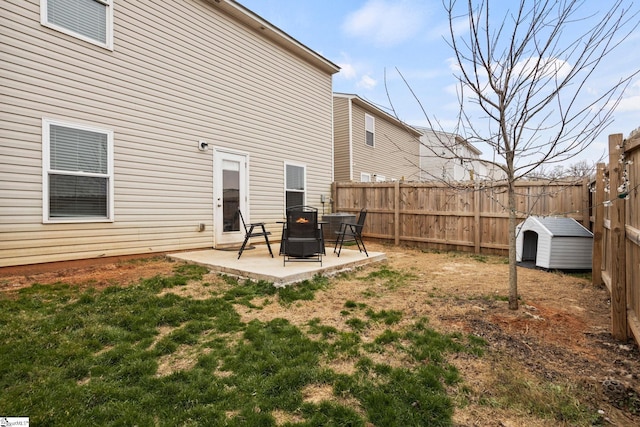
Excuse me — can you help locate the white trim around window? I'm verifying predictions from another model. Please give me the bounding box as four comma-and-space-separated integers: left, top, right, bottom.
284, 162, 306, 210
40, 0, 114, 50
365, 113, 375, 147
42, 118, 114, 223
375, 174, 386, 182
360, 172, 371, 182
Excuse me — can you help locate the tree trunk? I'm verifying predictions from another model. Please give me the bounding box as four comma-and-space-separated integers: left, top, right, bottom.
508, 182, 519, 310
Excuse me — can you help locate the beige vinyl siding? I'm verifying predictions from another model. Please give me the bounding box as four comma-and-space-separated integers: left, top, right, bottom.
0, 0, 335, 266
417, 129, 452, 181
332, 97, 351, 182
350, 104, 421, 182
416, 128, 493, 181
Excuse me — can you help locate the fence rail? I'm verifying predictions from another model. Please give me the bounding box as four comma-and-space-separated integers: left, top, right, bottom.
592, 133, 640, 344
332, 179, 589, 255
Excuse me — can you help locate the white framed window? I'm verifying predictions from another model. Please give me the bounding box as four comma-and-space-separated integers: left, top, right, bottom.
365, 113, 375, 147
285, 162, 306, 210
360, 172, 371, 182
41, 0, 114, 50
42, 118, 114, 223
375, 174, 386, 182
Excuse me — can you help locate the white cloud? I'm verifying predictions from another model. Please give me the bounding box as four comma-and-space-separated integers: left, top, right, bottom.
357, 75, 378, 90
335, 52, 362, 81
446, 57, 462, 72
610, 90, 640, 113
337, 62, 357, 80
603, 78, 640, 113
334, 52, 377, 90
342, 0, 427, 47
448, 55, 574, 103
584, 86, 599, 96
512, 57, 571, 81
611, 94, 640, 113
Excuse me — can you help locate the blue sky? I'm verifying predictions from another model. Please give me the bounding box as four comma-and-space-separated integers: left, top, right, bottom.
238, 0, 640, 164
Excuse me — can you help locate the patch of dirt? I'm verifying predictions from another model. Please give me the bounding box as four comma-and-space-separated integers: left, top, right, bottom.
271, 409, 304, 425
156, 344, 209, 377
0, 256, 178, 292
2, 243, 639, 426
159, 272, 222, 300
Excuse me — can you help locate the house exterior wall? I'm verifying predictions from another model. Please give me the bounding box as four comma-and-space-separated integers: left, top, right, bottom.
417, 130, 450, 181
0, 0, 337, 267
417, 128, 482, 182
476, 160, 507, 181
332, 97, 351, 182
339, 99, 420, 182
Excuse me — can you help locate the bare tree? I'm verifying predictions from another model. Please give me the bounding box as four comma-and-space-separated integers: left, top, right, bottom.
525, 164, 567, 180
440, 0, 639, 309
527, 159, 596, 180
563, 159, 597, 179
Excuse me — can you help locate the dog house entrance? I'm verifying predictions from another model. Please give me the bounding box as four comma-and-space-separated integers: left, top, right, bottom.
522, 230, 538, 262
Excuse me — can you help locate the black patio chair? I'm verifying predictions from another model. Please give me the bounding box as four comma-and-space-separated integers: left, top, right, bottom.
237, 210, 273, 259
333, 208, 368, 257
281, 206, 323, 266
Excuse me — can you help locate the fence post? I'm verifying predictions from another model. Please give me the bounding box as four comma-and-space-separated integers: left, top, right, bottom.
474, 182, 481, 254
394, 181, 400, 246
331, 182, 337, 213
592, 163, 605, 287
582, 177, 590, 229
608, 134, 628, 340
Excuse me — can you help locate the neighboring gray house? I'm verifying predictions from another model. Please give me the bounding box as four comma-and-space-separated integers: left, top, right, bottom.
333, 93, 423, 183
0, 0, 339, 267
516, 216, 593, 270
415, 127, 506, 181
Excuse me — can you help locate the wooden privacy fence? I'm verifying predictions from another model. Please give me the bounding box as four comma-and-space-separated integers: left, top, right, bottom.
332, 179, 589, 255
591, 132, 640, 344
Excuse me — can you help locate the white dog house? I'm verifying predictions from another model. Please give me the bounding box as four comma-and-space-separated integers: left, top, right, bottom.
516, 216, 593, 270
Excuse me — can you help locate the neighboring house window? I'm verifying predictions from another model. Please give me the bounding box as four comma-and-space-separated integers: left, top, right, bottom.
285, 163, 306, 209
42, 119, 114, 222
360, 173, 371, 182
40, 0, 114, 50
365, 113, 375, 147
375, 175, 386, 182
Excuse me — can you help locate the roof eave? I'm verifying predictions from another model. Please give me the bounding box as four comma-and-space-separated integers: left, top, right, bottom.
454, 136, 482, 155
413, 127, 483, 155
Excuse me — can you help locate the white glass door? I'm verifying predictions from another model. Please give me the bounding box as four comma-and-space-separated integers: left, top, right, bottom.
214, 149, 247, 247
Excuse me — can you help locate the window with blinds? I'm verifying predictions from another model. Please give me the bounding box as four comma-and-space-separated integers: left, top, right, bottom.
41, 0, 113, 49
365, 113, 375, 147
43, 119, 114, 222
285, 163, 306, 210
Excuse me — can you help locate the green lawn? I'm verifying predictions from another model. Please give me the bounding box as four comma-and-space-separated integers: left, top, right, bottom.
0, 262, 486, 426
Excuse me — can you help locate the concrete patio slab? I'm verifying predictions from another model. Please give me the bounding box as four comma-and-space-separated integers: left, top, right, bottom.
168, 243, 386, 286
